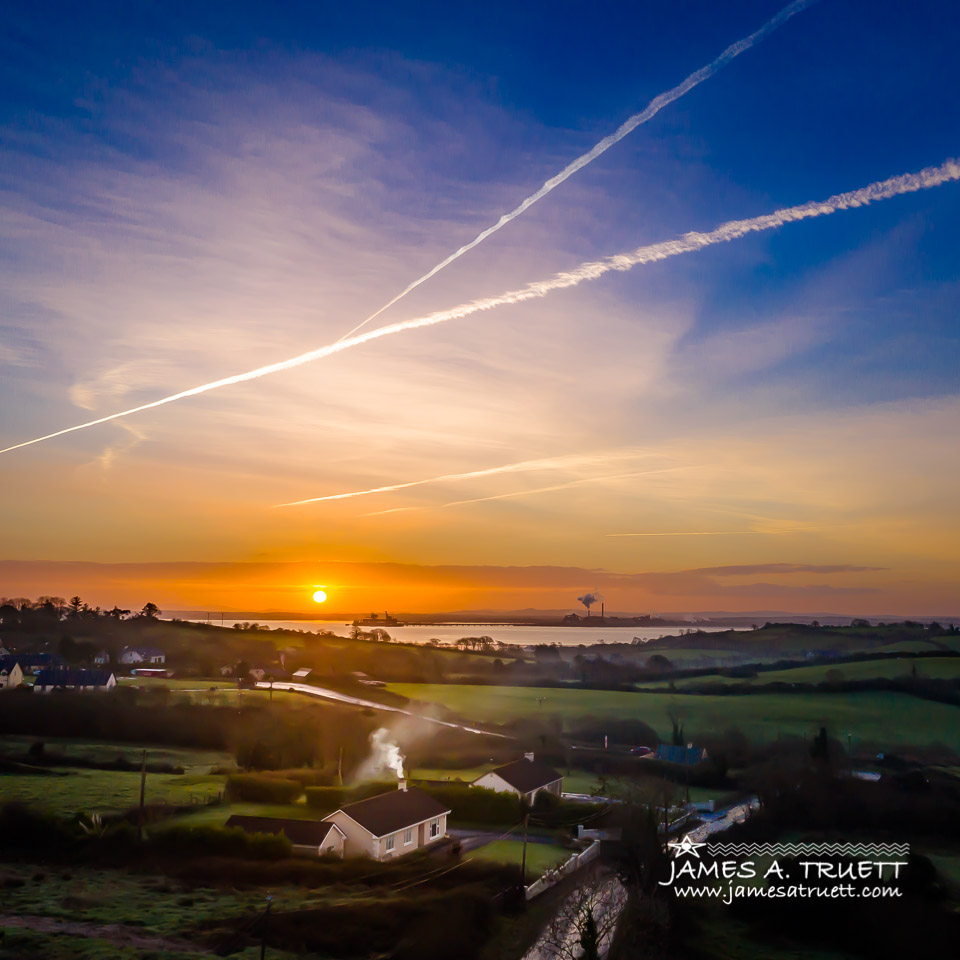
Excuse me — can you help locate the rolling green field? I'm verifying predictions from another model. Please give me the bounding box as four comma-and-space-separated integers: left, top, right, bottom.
0, 736, 234, 774
642, 656, 960, 689
0, 738, 234, 816
638, 647, 748, 664
116, 676, 300, 706
388, 683, 960, 751
0, 769, 226, 817
471, 839, 570, 880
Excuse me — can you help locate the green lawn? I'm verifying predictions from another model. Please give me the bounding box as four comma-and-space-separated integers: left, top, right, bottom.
388, 683, 960, 750
471, 840, 571, 880
558, 770, 604, 794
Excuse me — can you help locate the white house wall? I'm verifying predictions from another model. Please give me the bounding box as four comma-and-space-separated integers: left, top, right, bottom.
321, 810, 448, 860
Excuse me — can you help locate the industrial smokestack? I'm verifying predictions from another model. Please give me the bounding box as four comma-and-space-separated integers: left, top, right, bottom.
577, 592, 602, 615
398, 778, 408, 791
601, 602, 604, 619
524, 752, 535, 762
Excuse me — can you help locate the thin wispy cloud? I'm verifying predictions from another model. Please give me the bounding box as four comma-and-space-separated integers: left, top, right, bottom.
273, 450, 650, 506
606, 531, 762, 537
362, 468, 677, 517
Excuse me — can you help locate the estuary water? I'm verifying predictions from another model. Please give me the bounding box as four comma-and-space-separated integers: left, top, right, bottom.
185, 618, 737, 648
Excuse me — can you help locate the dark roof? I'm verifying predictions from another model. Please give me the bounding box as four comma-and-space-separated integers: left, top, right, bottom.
226, 815, 337, 847
482, 758, 562, 793
1, 653, 61, 669
34, 668, 114, 687
333, 787, 450, 838
655, 745, 707, 766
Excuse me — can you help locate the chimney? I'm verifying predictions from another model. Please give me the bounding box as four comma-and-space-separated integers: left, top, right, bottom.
601, 602, 604, 619
524, 751, 535, 762
398, 778, 408, 791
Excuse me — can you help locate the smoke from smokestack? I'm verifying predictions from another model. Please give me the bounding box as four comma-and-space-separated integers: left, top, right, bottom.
577, 592, 603, 614
366, 727, 405, 780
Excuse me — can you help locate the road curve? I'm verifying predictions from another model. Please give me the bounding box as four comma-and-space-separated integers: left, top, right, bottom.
255, 680, 512, 738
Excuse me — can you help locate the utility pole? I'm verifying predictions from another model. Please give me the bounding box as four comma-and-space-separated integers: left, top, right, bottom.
337, 746, 343, 786
260, 896, 272, 960
137, 749, 147, 842
519, 811, 529, 888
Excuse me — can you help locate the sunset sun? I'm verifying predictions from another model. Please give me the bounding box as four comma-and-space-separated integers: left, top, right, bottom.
312, 589, 327, 603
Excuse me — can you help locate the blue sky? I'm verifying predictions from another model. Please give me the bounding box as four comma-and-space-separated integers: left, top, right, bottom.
1, 0, 958, 614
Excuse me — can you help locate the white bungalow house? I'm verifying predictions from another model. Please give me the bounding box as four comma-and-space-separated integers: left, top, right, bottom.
321, 782, 450, 860
472, 753, 563, 803
225, 815, 346, 857
120, 646, 166, 665
0, 660, 24, 690
33, 668, 117, 694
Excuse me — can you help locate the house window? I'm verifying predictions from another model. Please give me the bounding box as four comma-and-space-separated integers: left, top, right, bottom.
429, 818, 440, 838
404, 828, 413, 845
385, 834, 395, 852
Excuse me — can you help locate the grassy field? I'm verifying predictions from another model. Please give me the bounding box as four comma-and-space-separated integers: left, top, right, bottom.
471, 839, 570, 880
0, 863, 332, 960
0, 736, 234, 774
0, 737, 234, 816
0, 769, 226, 817
116, 676, 301, 706
388, 683, 960, 751
642, 656, 960, 689
638, 647, 748, 664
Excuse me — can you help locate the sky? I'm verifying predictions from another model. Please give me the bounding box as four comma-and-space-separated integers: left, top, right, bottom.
1, 0, 958, 616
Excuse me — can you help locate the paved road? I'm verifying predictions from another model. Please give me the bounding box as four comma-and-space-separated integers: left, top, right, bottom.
521, 872, 627, 960
255, 680, 511, 737
683, 797, 759, 843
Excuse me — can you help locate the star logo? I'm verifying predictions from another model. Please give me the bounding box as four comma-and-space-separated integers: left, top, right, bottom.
667, 835, 707, 858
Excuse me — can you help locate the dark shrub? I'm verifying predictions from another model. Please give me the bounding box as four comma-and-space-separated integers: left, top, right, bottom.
0, 802, 76, 853
226, 774, 302, 803
418, 785, 522, 825
150, 824, 289, 860
304, 786, 346, 811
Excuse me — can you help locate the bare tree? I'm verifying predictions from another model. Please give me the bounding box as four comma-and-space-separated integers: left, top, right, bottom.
534, 865, 625, 960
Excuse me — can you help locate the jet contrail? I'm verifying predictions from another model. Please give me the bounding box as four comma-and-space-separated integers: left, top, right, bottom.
3, 156, 958, 456
362, 469, 674, 517
273, 450, 644, 506
333, 0, 818, 343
